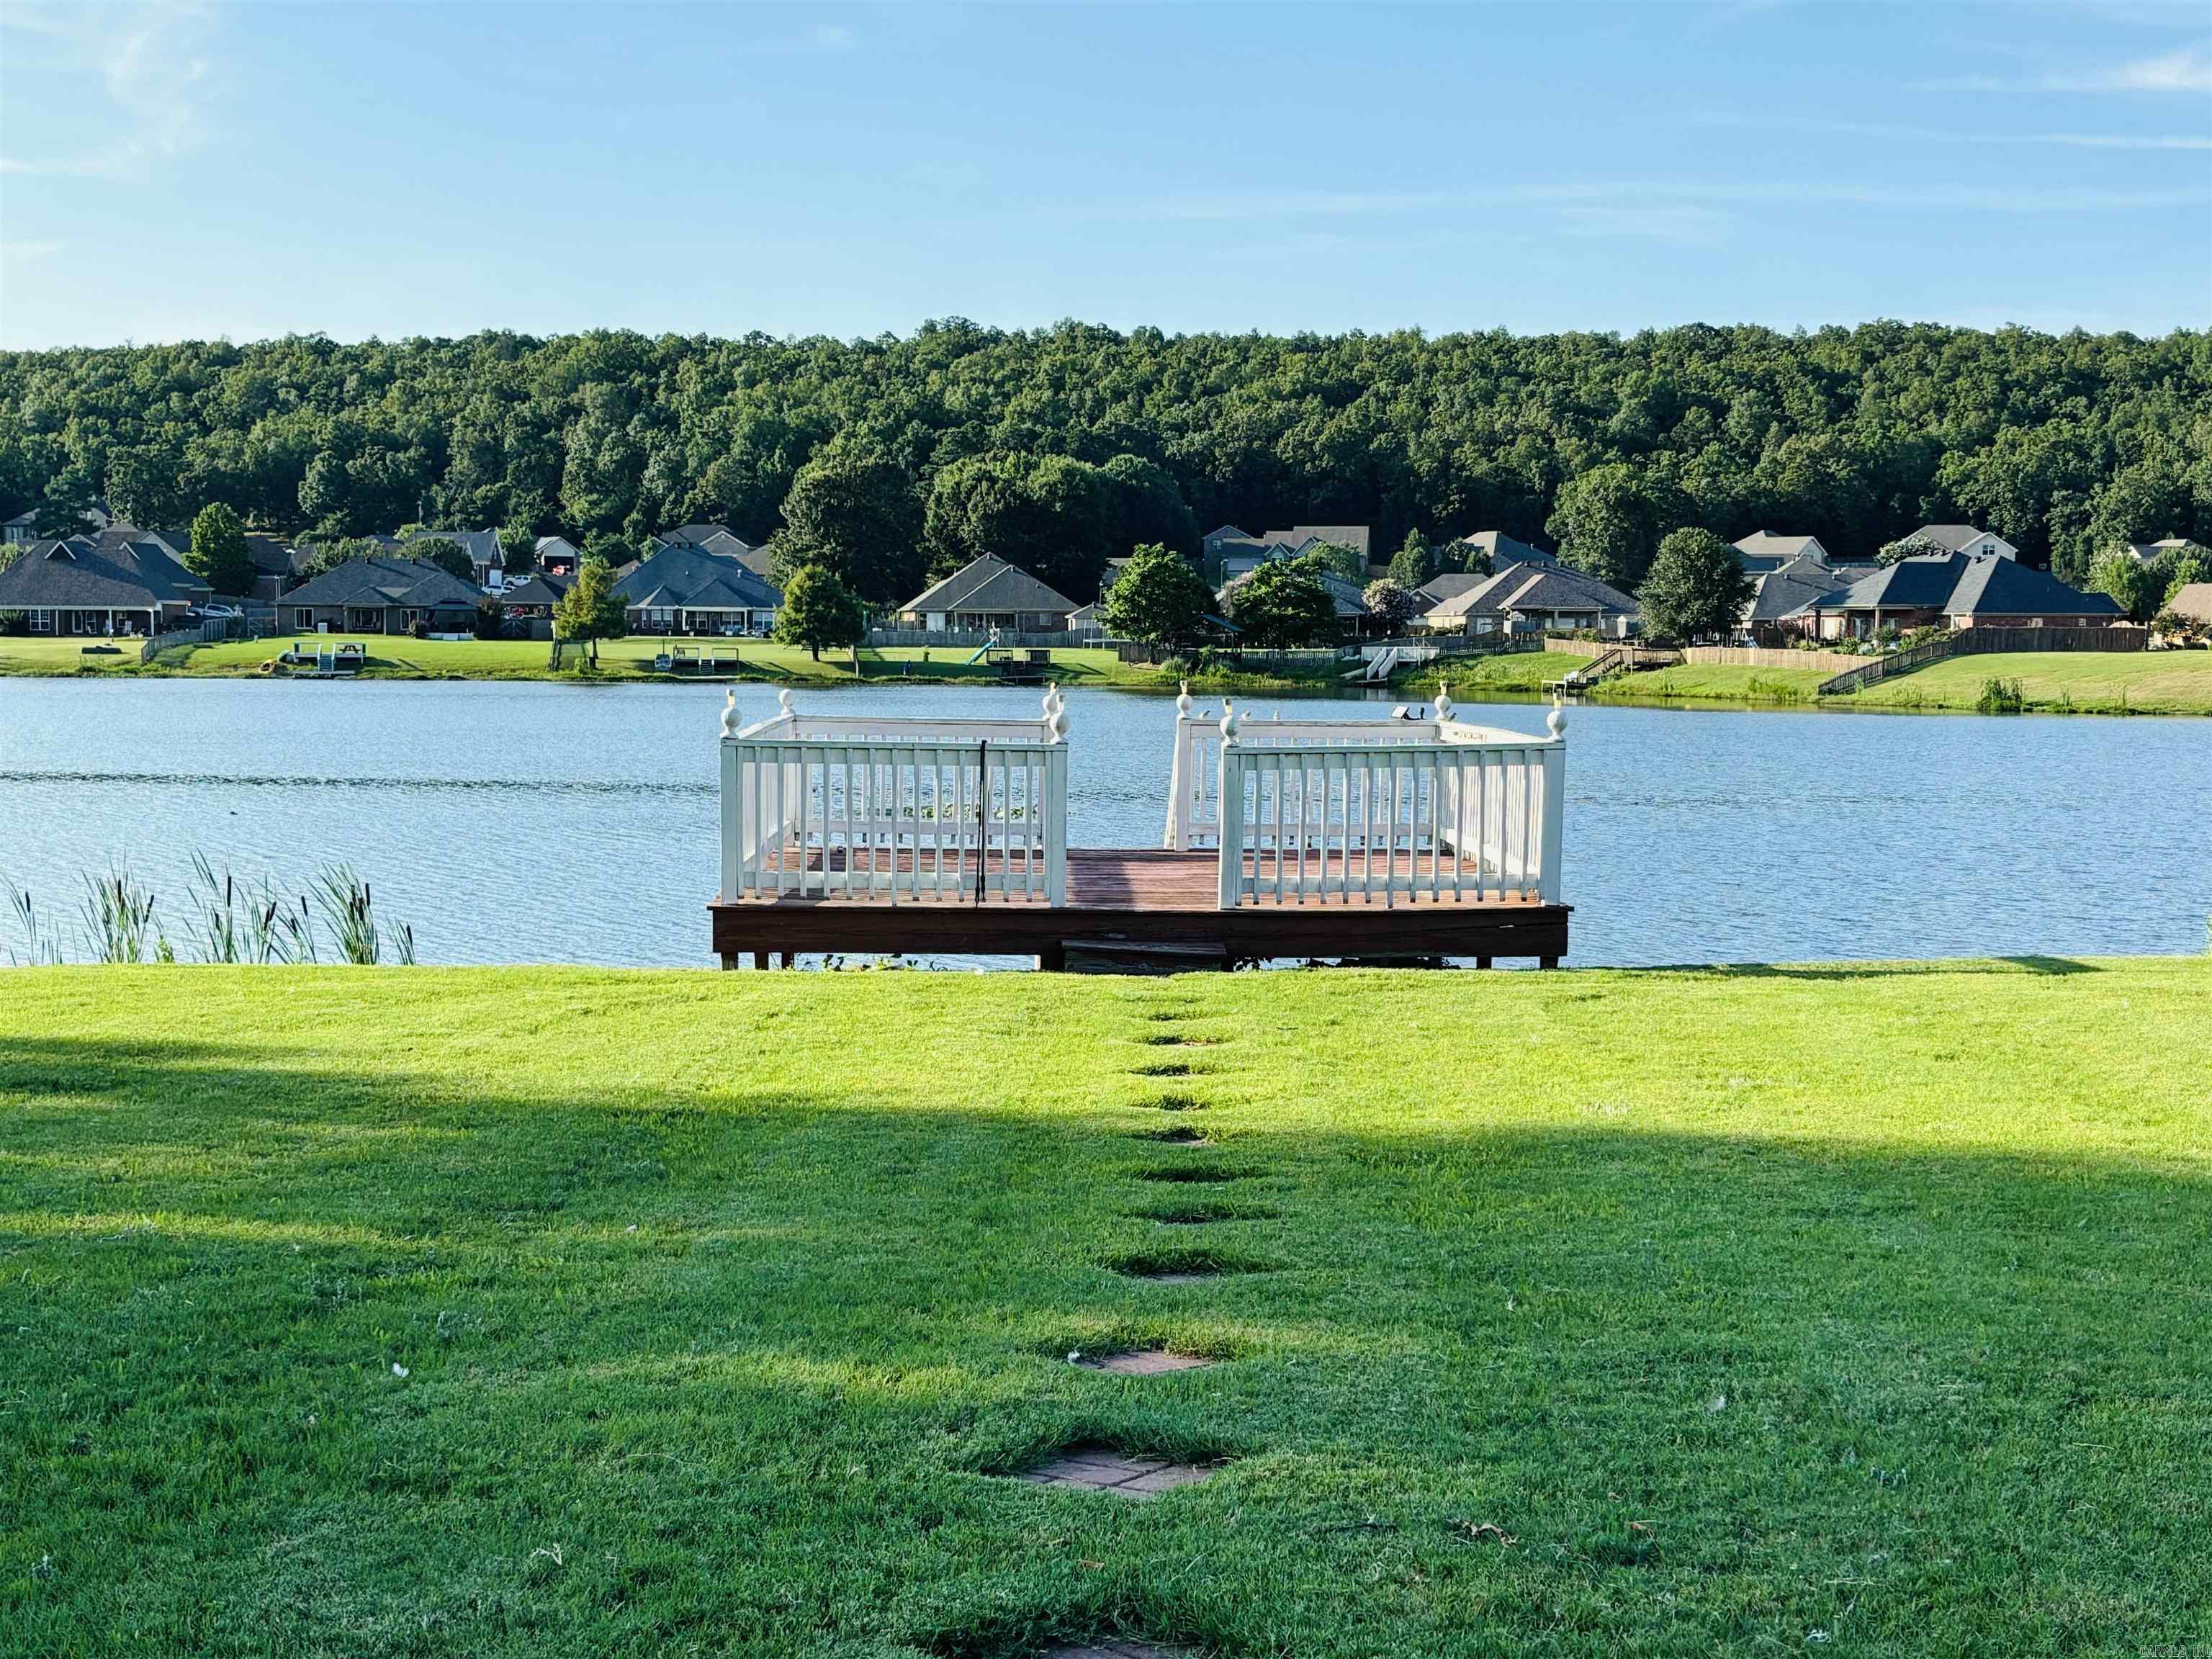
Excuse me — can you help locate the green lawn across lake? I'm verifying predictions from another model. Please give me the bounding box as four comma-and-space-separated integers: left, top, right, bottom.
4, 959, 2207, 1655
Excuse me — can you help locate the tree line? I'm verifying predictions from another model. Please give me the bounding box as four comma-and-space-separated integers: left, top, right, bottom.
3, 320, 2208, 603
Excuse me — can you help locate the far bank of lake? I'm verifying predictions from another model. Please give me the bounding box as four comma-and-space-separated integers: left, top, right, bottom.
3, 676, 2207, 970
4, 633, 2212, 716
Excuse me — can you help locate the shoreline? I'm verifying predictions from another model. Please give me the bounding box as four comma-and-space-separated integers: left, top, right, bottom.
3, 638, 2207, 716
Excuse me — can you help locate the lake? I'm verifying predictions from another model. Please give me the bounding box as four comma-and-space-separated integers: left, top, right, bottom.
1, 677, 2206, 968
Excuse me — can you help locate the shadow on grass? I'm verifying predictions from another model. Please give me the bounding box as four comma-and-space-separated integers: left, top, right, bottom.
3, 1025, 2208, 1656
1676, 955, 2103, 981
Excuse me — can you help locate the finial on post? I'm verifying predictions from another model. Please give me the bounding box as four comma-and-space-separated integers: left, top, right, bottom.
1434, 682, 1455, 723
1547, 691, 1567, 739
776, 687, 794, 717
719, 688, 739, 738
1219, 698, 1240, 745
1175, 680, 1193, 718
1043, 682, 1069, 740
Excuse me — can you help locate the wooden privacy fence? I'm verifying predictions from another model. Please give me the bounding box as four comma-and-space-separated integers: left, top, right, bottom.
1164, 687, 1566, 907
1954, 626, 2145, 654
719, 688, 1069, 904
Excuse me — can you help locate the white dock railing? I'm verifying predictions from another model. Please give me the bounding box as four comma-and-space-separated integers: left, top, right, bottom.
1162, 685, 1566, 907
719, 688, 1069, 904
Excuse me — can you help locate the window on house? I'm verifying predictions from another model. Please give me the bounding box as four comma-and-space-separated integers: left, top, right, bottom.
293, 609, 313, 630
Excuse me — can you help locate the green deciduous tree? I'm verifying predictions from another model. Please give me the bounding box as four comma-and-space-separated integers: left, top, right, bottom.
186, 502, 255, 596
2088, 550, 2167, 623
412, 538, 474, 584
778, 451, 924, 603
1547, 464, 1686, 591
552, 555, 629, 663
774, 565, 869, 660
1224, 559, 1338, 647
1387, 529, 1433, 588
1098, 543, 1213, 648
1637, 527, 1753, 644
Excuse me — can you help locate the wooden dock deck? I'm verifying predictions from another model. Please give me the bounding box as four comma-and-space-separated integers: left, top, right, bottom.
711, 848, 1568, 968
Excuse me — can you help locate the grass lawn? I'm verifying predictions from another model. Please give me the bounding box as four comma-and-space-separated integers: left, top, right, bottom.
1594, 662, 1835, 705
1840, 649, 2212, 715
0, 636, 146, 675
4, 959, 2208, 1656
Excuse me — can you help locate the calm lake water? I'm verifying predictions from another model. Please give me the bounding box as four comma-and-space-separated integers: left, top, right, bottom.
1, 677, 2207, 968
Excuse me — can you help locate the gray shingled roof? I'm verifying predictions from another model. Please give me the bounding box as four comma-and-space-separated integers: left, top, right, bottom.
613, 544, 781, 611
1423, 560, 1635, 620
1812, 553, 2118, 618
903, 554, 1076, 616
0, 540, 179, 611
1451, 530, 1553, 567
1746, 569, 1849, 623
1942, 556, 2122, 617
1416, 571, 1489, 604
283, 557, 482, 610
1263, 524, 1371, 559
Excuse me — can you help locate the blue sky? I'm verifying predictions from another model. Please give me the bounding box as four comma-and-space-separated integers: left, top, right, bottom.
2, 1, 2208, 348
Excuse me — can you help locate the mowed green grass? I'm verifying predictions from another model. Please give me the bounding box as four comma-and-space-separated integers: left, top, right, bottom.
4, 961, 2208, 1656
0, 636, 145, 674
1840, 649, 2212, 714
164, 637, 1168, 687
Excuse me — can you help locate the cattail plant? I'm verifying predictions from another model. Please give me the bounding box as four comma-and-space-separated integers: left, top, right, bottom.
6, 881, 63, 966
80, 866, 158, 964
311, 865, 380, 965
188, 853, 243, 964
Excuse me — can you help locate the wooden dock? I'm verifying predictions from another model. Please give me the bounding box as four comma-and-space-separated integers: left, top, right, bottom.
711, 847, 1568, 968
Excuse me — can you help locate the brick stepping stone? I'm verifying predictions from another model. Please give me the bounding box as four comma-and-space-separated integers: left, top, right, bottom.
1017, 1443, 1218, 1499
1042, 1643, 1200, 1658
1136, 1127, 1211, 1145
1130, 1061, 1195, 1077
1069, 1348, 1214, 1375
1152, 1094, 1204, 1112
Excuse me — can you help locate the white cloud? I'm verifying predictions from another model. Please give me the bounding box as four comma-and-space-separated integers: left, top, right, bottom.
1920, 40, 2212, 92
0, 1, 215, 180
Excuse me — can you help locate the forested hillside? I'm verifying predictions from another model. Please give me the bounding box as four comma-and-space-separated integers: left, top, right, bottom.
3, 320, 2208, 598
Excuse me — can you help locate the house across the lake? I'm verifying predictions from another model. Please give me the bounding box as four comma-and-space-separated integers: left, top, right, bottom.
533, 536, 583, 576
1804, 554, 2120, 639
649, 523, 775, 582
279, 557, 484, 635
0, 534, 211, 635
1419, 561, 1638, 637
1201, 523, 1372, 583
896, 554, 1079, 634
616, 541, 782, 635
1732, 530, 1837, 575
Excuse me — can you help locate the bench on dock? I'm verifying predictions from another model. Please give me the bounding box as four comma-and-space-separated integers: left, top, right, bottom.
710, 683, 1569, 968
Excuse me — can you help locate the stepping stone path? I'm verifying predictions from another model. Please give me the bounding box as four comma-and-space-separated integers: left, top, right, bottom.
1042, 1643, 1199, 1658
1018, 1443, 1218, 1499
1138, 1126, 1211, 1145
1069, 1348, 1213, 1375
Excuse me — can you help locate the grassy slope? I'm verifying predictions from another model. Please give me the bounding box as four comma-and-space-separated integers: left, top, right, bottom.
4, 961, 2208, 1657
1841, 649, 2212, 714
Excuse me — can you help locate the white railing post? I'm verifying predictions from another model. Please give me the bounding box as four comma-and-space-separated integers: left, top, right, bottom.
718, 692, 742, 901
1215, 702, 1244, 909
1044, 685, 1069, 905
1164, 681, 1190, 848
1538, 696, 1566, 904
